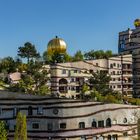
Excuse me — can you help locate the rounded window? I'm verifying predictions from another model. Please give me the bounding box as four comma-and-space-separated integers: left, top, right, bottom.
53, 108, 59, 115
123, 118, 127, 123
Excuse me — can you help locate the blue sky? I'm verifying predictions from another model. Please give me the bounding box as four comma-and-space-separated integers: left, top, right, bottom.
0, 0, 139, 58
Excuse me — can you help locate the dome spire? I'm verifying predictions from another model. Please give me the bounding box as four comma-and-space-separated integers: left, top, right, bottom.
47, 37, 67, 55
134, 19, 140, 28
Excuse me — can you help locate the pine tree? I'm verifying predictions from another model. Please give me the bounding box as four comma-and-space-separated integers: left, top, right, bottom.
14, 112, 27, 140
0, 121, 7, 140
21, 115, 27, 140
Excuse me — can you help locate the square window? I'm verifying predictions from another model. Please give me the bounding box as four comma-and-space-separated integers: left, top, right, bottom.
110, 64, 113, 68
37, 107, 43, 115
60, 123, 66, 129
71, 87, 75, 91
32, 123, 39, 129
74, 70, 78, 73
48, 123, 53, 131
71, 78, 75, 82
79, 122, 85, 129
0, 108, 2, 115
123, 132, 128, 137
98, 121, 104, 128
62, 70, 66, 74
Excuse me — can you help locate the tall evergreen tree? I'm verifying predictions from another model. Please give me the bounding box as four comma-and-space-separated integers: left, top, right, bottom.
72, 50, 83, 61
14, 112, 27, 140
0, 121, 7, 140
0, 56, 16, 73
90, 71, 111, 96
18, 42, 40, 63
20, 115, 27, 140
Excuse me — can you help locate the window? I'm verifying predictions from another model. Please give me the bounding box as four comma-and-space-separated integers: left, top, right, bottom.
13, 108, 17, 117
123, 118, 127, 123
113, 78, 115, 81
113, 63, 116, 67
76, 77, 80, 82
93, 136, 97, 140
96, 63, 98, 66
79, 122, 85, 129
123, 132, 128, 136
98, 121, 104, 128
113, 71, 115, 75
106, 118, 111, 127
32, 123, 39, 129
81, 136, 86, 140
60, 123, 66, 129
37, 106, 43, 115
98, 136, 104, 140
112, 134, 118, 140
117, 85, 121, 88
53, 108, 59, 115
132, 130, 136, 134
68, 70, 71, 76
107, 135, 111, 140
62, 69, 66, 74
28, 106, 33, 116
0, 108, 2, 115
92, 120, 97, 128
13, 107, 19, 117
110, 64, 113, 68
74, 70, 78, 73
71, 78, 75, 82
71, 87, 75, 91
48, 123, 53, 131
117, 64, 120, 68
90, 70, 93, 73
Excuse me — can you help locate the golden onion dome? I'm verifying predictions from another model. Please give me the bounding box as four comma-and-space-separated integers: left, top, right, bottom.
134, 19, 140, 28
47, 36, 67, 55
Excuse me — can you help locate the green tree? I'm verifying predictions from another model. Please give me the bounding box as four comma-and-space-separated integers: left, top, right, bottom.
104, 94, 119, 103
16, 61, 50, 95
21, 115, 27, 140
18, 42, 40, 63
14, 112, 27, 140
72, 50, 83, 61
84, 50, 95, 60
43, 50, 52, 64
105, 50, 112, 59
63, 53, 72, 62
90, 71, 111, 95
80, 83, 89, 99
84, 50, 113, 60
90, 89, 104, 102
94, 50, 102, 59
0, 121, 7, 140
43, 50, 72, 64
0, 56, 16, 73
51, 52, 64, 63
